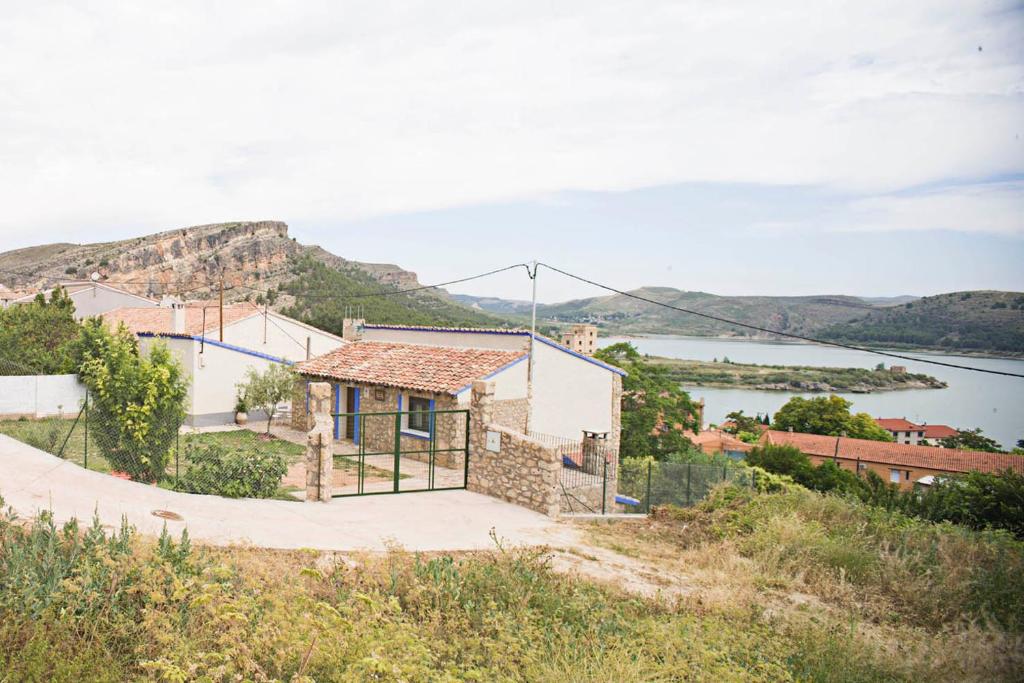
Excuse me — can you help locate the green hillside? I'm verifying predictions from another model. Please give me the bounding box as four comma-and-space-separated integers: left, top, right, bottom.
279, 256, 508, 335
538, 287, 874, 337
818, 291, 1024, 354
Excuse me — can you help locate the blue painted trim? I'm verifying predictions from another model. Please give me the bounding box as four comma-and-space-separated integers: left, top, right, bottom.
364, 324, 528, 336
137, 332, 295, 366
333, 384, 341, 439
353, 387, 361, 445
401, 430, 431, 441
428, 398, 436, 438
397, 394, 403, 411
615, 495, 641, 507
531, 334, 627, 376
454, 354, 530, 395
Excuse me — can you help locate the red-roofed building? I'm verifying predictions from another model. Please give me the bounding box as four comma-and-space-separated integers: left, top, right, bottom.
874, 417, 926, 445
921, 424, 959, 446
294, 319, 626, 460
759, 429, 1022, 490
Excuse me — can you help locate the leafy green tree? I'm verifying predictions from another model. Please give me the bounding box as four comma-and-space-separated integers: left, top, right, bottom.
237, 364, 296, 434
939, 427, 1003, 453
771, 395, 892, 441
594, 342, 699, 460
723, 410, 761, 435
77, 321, 187, 482
912, 470, 1024, 538
0, 287, 82, 374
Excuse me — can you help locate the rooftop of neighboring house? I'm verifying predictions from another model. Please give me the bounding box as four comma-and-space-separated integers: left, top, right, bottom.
686, 429, 754, 454
295, 340, 528, 395
102, 304, 259, 336
7, 280, 157, 305
874, 417, 923, 432
922, 424, 959, 440
760, 429, 1023, 475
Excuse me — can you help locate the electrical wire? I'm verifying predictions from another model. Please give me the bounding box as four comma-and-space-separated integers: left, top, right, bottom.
242, 299, 311, 354
536, 262, 1024, 379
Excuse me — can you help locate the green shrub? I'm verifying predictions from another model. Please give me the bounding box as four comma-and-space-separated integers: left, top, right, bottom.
20, 419, 65, 454
175, 439, 287, 498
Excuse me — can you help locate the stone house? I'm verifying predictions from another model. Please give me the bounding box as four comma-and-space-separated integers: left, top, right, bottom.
292, 321, 625, 461
759, 429, 1024, 490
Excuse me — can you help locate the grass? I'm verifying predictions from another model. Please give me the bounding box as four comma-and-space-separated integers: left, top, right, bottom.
2, 485, 1022, 680
583, 485, 1024, 681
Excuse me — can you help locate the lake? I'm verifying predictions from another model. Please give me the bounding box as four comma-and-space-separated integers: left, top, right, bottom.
600, 336, 1024, 450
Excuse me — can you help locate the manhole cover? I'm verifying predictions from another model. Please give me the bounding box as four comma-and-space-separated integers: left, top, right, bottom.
151, 509, 184, 521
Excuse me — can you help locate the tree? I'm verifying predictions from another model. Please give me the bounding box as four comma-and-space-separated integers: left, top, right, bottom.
771, 395, 892, 442
594, 342, 699, 460
0, 287, 82, 374
939, 427, 1003, 453
77, 321, 187, 482
237, 364, 296, 434
723, 410, 761, 435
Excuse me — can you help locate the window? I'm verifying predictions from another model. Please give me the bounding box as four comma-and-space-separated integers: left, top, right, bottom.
406, 396, 432, 435
889, 469, 900, 484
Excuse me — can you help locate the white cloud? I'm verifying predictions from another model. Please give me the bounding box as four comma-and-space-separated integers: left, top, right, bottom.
0, 0, 1021, 245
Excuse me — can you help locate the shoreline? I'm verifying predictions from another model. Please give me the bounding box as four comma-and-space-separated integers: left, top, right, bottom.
600, 333, 1023, 362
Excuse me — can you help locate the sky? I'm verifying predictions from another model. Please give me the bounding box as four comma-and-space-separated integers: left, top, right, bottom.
1, 1, 1022, 303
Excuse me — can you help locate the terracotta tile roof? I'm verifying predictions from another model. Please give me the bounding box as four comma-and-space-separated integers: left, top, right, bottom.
102, 304, 259, 336
922, 424, 959, 440
761, 430, 1023, 475
874, 417, 923, 432
686, 429, 753, 453
295, 341, 527, 395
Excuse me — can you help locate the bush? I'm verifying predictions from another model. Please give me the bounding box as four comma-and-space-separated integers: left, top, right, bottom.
175, 439, 287, 498
77, 321, 186, 482
20, 419, 64, 454
911, 470, 1024, 538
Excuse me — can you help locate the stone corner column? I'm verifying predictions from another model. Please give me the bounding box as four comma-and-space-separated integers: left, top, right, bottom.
305, 381, 333, 502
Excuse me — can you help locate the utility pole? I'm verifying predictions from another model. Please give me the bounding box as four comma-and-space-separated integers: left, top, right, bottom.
218, 276, 224, 342
526, 261, 538, 432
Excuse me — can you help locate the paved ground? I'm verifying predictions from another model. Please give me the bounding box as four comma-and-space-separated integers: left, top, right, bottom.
0, 435, 575, 552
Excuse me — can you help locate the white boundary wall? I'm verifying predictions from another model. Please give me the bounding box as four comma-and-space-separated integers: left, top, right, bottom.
0, 375, 87, 418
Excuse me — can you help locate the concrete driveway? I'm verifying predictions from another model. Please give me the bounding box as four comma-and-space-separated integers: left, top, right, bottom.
0, 435, 574, 552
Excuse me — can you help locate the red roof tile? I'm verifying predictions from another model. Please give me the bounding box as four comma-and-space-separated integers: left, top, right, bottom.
296, 341, 527, 395
922, 424, 959, 440
102, 304, 259, 336
874, 417, 923, 432
761, 430, 1023, 475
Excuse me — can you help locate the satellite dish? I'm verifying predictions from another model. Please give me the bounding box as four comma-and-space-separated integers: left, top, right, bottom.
90, 272, 100, 282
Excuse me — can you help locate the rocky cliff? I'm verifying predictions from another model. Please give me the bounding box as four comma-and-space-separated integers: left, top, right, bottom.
0, 221, 422, 301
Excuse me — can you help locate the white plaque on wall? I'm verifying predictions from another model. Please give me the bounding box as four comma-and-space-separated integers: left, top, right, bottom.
485, 430, 501, 453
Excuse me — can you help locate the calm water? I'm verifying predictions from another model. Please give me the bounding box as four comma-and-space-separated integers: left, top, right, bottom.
601, 336, 1024, 450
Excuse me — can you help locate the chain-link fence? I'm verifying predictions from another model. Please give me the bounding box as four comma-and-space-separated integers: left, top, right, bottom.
0, 387, 305, 501
617, 459, 755, 514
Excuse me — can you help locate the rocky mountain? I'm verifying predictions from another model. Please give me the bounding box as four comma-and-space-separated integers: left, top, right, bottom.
0, 221, 423, 302
0, 221, 501, 334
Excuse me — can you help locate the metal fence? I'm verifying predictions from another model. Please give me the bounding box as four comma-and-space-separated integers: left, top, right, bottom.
329, 409, 470, 497
617, 459, 755, 514
0, 390, 304, 501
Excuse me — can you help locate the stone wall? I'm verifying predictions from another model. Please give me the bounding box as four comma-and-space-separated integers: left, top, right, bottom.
491, 397, 529, 433
468, 381, 560, 517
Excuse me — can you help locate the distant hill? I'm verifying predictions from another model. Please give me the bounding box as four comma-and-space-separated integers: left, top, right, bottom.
535, 288, 881, 338
817, 291, 1024, 354
451, 294, 534, 316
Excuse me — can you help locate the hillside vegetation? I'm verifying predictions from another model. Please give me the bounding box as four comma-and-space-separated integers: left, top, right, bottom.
819, 290, 1024, 354
649, 356, 947, 392
2, 486, 1021, 681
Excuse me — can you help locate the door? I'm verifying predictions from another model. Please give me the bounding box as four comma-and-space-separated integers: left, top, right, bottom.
345, 386, 357, 440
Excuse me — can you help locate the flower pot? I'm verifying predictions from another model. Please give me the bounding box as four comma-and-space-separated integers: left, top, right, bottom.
235, 411, 248, 426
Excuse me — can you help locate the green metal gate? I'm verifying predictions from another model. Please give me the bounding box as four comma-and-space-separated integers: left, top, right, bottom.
330, 409, 470, 497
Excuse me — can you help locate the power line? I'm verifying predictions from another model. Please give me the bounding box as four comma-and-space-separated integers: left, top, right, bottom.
242, 300, 310, 355
233, 263, 532, 302
537, 262, 1024, 379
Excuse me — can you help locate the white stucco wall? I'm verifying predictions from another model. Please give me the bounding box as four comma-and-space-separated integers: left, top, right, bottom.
69, 285, 157, 319
454, 356, 529, 406
0, 375, 87, 417
361, 327, 529, 352
527, 341, 617, 440
216, 313, 344, 362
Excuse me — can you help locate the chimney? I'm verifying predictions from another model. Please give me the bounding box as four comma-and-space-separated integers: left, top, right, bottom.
342, 318, 365, 341
171, 303, 185, 334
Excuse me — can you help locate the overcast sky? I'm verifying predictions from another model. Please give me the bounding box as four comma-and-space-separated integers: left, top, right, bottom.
1, 1, 1022, 303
